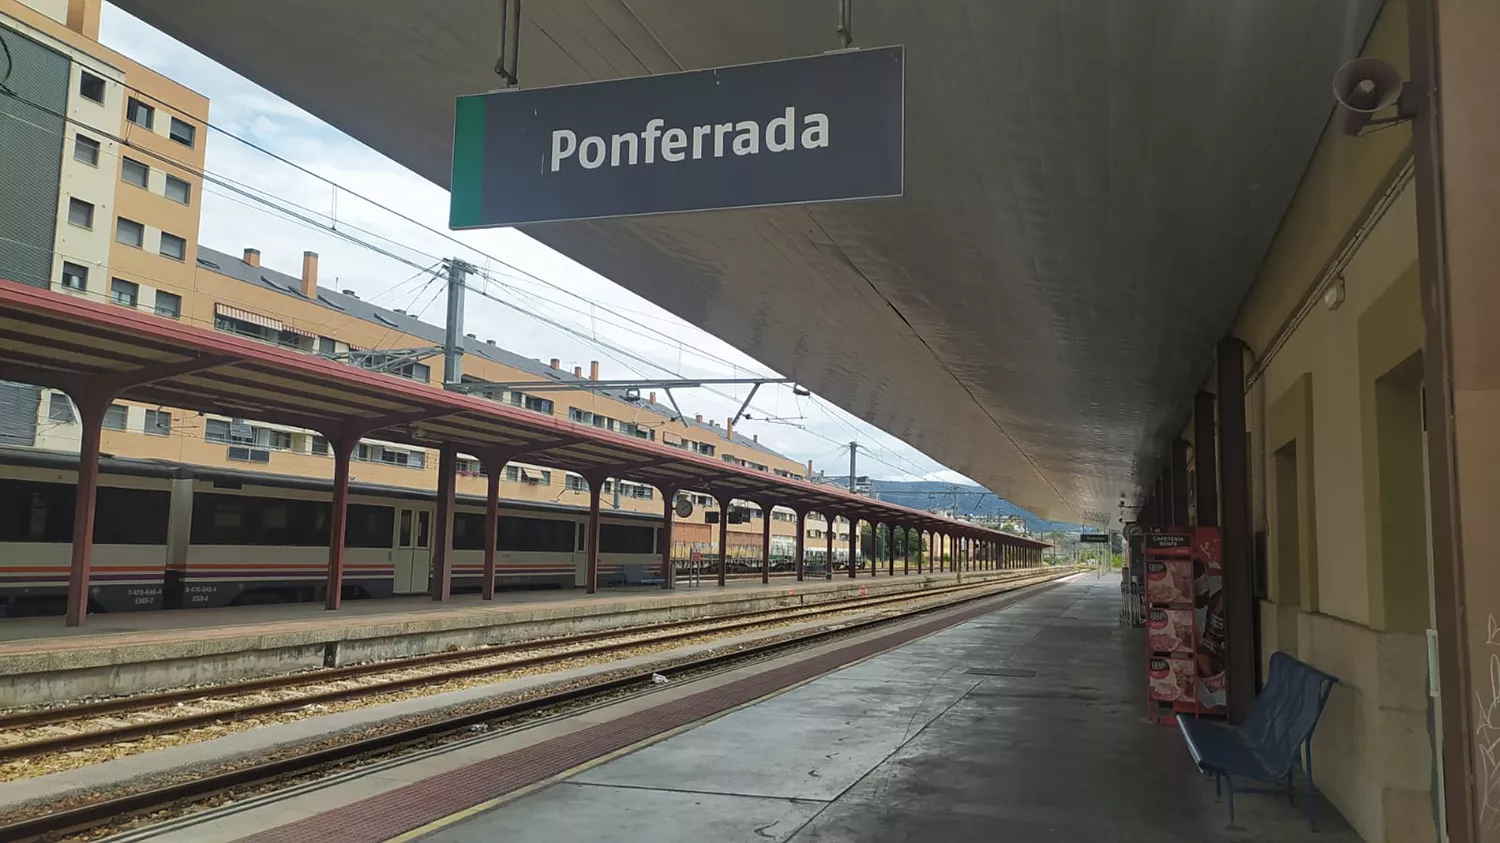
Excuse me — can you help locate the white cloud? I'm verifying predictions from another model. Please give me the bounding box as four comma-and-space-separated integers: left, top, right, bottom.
95, 3, 974, 488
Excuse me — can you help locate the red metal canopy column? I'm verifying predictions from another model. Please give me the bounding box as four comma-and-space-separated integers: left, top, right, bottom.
659, 486, 678, 589
902, 526, 910, 575
323, 432, 357, 611
585, 473, 605, 594
430, 442, 458, 601
847, 515, 859, 578
715, 492, 733, 587
481, 457, 501, 600
62, 393, 109, 627
794, 508, 806, 582
887, 524, 895, 576
869, 522, 879, 577
824, 514, 835, 580
759, 502, 772, 585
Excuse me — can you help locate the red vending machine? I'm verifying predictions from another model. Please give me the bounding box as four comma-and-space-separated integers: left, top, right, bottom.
1144, 527, 1226, 722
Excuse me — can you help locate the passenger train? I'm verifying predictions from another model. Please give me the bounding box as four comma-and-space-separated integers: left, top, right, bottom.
0, 449, 663, 617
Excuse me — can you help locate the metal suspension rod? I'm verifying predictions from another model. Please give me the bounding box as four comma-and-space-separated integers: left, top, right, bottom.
495, 0, 522, 86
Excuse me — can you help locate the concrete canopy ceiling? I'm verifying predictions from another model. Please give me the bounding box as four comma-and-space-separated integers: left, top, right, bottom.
114, 0, 1381, 523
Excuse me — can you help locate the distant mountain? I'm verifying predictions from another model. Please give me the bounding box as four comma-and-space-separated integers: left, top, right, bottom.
824, 478, 1087, 534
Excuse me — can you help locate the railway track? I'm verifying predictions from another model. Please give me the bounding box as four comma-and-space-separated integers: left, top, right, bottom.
0, 572, 1044, 765
0, 568, 1075, 843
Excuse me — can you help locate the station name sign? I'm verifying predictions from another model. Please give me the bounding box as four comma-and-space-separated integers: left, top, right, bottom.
450, 46, 904, 228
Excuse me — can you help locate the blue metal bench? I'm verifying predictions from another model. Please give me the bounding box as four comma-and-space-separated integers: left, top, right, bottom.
1178, 652, 1339, 829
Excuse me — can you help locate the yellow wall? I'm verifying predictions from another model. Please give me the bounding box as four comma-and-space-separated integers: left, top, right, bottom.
1218, 4, 1436, 836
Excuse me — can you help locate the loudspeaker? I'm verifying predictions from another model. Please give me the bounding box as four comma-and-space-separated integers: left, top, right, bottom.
1332, 58, 1405, 136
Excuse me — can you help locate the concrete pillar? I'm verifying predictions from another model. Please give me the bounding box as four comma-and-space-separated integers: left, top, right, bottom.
795, 509, 806, 582
1412, 2, 1500, 833
1194, 392, 1219, 527
430, 443, 456, 601
64, 395, 108, 626
1216, 339, 1253, 723
481, 459, 500, 600
323, 433, 355, 611
1171, 438, 1191, 526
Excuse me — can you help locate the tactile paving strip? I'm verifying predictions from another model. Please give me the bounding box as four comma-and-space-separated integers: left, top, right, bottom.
238, 581, 1063, 843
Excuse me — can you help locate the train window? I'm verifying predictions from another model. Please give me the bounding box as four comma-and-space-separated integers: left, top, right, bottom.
398, 509, 412, 547
346, 504, 395, 548
415, 511, 431, 549
94, 487, 170, 544
452, 513, 485, 550
0, 480, 167, 544
192, 493, 337, 546
0, 481, 71, 542
497, 515, 574, 552
600, 523, 654, 554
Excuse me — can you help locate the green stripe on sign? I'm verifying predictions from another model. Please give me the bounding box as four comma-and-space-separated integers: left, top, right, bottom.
449, 95, 487, 229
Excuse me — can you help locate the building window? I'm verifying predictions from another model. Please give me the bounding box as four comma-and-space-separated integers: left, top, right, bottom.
48, 393, 75, 423
73, 134, 100, 166
67, 197, 94, 229
310, 435, 329, 456
205, 418, 230, 443
121, 157, 149, 188
116, 217, 144, 248
79, 70, 105, 103
60, 261, 88, 291
164, 174, 191, 204
143, 409, 171, 436
168, 117, 195, 147
566, 474, 587, 492
126, 97, 154, 129
110, 277, 139, 307
154, 291, 181, 319
159, 232, 186, 261
103, 404, 127, 430
317, 336, 336, 356
510, 392, 553, 415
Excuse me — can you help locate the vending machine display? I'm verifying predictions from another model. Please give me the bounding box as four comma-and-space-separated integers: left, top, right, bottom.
1143, 527, 1226, 720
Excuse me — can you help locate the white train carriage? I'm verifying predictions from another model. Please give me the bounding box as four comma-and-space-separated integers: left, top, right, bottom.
0, 451, 663, 617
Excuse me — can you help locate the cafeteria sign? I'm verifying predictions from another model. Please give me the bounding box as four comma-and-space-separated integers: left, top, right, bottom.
450, 46, 904, 228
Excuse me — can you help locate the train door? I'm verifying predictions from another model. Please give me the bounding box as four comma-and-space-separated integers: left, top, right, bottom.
394, 507, 433, 594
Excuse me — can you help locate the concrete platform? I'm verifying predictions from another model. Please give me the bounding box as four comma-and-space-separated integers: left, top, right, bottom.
411, 579, 1360, 842
0, 569, 1023, 707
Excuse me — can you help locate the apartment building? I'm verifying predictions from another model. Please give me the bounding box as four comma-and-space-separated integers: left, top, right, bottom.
0, 0, 206, 450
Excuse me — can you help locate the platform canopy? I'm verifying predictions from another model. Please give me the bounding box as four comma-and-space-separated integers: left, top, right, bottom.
0, 279, 1037, 547
112, 0, 1382, 523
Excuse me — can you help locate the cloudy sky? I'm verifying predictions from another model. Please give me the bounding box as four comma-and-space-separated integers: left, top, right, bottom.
95, 4, 977, 488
